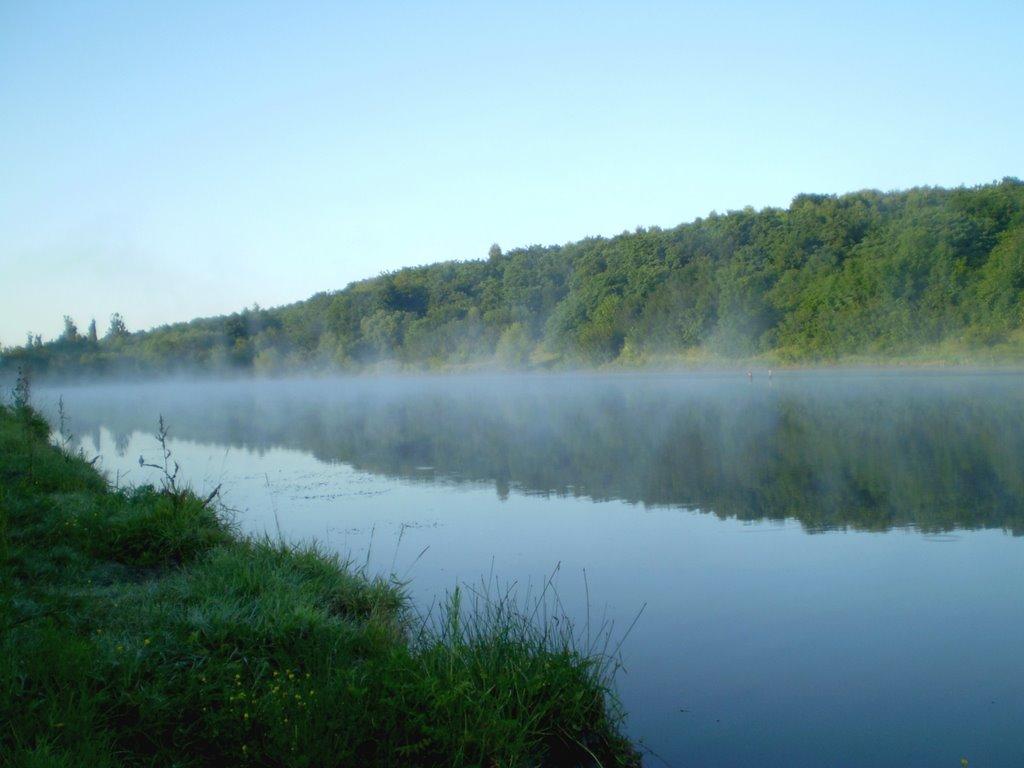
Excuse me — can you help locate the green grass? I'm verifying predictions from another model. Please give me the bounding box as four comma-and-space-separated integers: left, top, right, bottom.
0, 403, 638, 767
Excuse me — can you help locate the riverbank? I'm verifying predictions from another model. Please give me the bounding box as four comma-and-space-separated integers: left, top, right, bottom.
0, 402, 638, 767
9, 334, 1024, 387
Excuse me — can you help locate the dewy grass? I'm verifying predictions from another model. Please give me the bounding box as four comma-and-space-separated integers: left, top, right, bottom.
0, 402, 639, 767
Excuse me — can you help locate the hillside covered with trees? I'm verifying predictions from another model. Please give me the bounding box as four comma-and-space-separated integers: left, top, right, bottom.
5, 179, 1024, 377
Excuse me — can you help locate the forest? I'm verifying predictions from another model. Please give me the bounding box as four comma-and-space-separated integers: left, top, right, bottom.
5, 178, 1024, 377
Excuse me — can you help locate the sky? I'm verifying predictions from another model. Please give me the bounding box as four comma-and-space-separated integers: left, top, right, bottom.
1, 0, 1022, 344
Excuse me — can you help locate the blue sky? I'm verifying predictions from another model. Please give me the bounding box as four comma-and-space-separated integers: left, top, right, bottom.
1, 0, 1021, 343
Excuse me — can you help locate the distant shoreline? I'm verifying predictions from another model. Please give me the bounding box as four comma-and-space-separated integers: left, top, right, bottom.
5, 180, 1024, 384
9, 354, 1024, 390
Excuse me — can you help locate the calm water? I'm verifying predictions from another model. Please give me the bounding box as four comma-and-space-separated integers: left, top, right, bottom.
39, 372, 1024, 767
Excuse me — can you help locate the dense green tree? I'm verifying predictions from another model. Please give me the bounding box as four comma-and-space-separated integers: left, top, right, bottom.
106, 313, 128, 338
4, 179, 1024, 377
61, 315, 79, 342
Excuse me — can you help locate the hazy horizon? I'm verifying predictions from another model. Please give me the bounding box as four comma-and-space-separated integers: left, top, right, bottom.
3, 1, 1022, 343
12, 178, 1021, 344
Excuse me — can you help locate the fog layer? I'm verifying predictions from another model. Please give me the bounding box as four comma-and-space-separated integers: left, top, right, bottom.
40, 371, 1024, 534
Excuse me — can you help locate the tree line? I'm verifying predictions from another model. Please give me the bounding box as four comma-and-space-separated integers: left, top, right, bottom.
4, 178, 1024, 377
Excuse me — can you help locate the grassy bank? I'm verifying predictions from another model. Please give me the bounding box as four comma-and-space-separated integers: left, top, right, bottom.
0, 402, 638, 767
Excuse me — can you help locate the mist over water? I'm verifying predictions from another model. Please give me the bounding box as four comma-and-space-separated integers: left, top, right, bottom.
43, 371, 1024, 533
37, 372, 1024, 766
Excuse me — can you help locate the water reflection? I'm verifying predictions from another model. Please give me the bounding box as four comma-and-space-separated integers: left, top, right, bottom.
46, 372, 1024, 534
